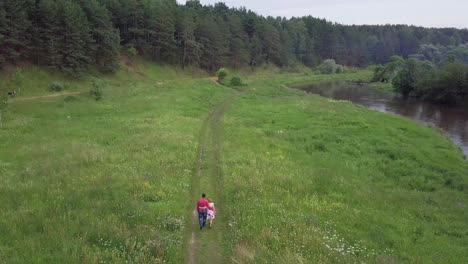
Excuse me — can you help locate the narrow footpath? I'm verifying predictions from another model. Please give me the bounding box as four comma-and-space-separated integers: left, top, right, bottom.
187, 91, 238, 264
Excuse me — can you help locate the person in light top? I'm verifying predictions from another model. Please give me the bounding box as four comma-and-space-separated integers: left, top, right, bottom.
207, 198, 216, 229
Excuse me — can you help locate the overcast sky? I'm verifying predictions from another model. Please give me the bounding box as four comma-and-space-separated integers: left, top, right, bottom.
177, 0, 468, 29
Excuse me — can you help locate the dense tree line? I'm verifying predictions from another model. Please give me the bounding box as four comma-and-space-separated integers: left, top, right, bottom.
1, 0, 468, 76
374, 55, 468, 104
392, 57, 468, 103
409, 43, 468, 65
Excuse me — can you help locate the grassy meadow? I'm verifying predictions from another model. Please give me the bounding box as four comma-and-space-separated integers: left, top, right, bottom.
0, 63, 467, 263
221, 71, 468, 263
0, 62, 234, 263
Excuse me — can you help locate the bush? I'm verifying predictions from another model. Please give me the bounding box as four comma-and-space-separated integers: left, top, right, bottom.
90, 79, 103, 101
230, 76, 243, 86
335, 65, 344, 74
318, 59, 344, 74
50, 82, 64, 92
127, 46, 137, 57
216, 67, 228, 82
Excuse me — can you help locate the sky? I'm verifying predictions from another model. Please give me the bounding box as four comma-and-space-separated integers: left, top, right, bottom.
177, 0, 468, 29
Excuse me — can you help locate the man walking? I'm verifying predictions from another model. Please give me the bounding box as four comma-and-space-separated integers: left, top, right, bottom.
196, 193, 209, 230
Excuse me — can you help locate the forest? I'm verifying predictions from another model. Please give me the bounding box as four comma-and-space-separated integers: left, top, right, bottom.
392, 57, 468, 103
1, 0, 468, 76
373, 43, 468, 103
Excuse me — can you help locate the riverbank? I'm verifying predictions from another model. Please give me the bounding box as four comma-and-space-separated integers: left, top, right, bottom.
0, 64, 466, 263
294, 80, 468, 157
220, 71, 467, 263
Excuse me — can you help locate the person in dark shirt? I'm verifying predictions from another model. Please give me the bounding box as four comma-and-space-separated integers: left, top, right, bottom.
196, 193, 209, 230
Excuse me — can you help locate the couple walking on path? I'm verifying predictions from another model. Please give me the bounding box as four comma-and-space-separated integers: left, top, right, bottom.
196, 193, 216, 230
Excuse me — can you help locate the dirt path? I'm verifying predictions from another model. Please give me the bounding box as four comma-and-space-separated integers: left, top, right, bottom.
10, 92, 83, 102
187, 91, 239, 264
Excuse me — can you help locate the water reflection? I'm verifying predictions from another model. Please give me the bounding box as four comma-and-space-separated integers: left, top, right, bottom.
297, 81, 468, 156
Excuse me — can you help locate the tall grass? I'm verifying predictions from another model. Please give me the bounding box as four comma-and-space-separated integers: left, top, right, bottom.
221, 72, 468, 263
0, 64, 466, 263
0, 64, 232, 262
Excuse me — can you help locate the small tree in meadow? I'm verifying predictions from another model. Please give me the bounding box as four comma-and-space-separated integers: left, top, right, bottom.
230, 76, 243, 86
50, 82, 64, 92
318, 59, 344, 74
216, 68, 228, 82
335, 65, 344, 74
90, 78, 104, 101
127, 46, 138, 57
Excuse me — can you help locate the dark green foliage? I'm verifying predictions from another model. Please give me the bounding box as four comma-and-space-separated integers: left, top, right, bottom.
81, 0, 120, 73
392, 57, 468, 103
410, 44, 468, 65
178, 10, 202, 67
1, 0, 468, 73
90, 78, 103, 101
50, 82, 64, 92
372, 55, 404, 82
227, 15, 249, 68
196, 15, 229, 70
216, 67, 227, 82
29, 0, 61, 67
230, 76, 242, 86
0, 0, 31, 65
318, 59, 343, 74
146, 0, 178, 63
0, 6, 7, 67
127, 47, 137, 57
55, 0, 92, 77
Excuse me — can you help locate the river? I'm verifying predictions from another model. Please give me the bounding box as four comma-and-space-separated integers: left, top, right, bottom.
295, 81, 468, 156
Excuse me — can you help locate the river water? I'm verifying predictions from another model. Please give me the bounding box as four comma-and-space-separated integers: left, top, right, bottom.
295, 81, 468, 156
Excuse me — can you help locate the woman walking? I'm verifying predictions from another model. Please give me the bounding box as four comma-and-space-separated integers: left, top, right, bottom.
207, 199, 216, 229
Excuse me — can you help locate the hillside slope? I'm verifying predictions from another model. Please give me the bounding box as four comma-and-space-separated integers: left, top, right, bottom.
0, 64, 466, 263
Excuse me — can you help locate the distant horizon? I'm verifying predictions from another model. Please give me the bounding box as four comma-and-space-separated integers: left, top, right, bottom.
178, 0, 468, 29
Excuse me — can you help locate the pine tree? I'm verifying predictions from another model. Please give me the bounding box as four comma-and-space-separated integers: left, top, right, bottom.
196, 15, 228, 71
178, 12, 202, 67
55, 0, 92, 76
258, 22, 281, 65
146, 0, 178, 63
29, 0, 61, 67
249, 34, 263, 68
227, 14, 249, 68
0, 6, 7, 67
81, 0, 120, 73
1, 0, 468, 73
0, 0, 31, 64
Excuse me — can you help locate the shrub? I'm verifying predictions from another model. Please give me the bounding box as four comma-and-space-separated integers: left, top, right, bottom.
318, 59, 344, 74
230, 76, 243, 86
216, 67, 228, 82
335, 65, 344, 74
50, 82, 64, 92
127, 46, 137, 57
90, 78, 103, 101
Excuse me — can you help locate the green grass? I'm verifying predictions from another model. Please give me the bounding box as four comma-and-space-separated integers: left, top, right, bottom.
221, 72, 468, 263
0, 63, 233, 263
0, 63, 467, 263
368, 81, 394, 92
